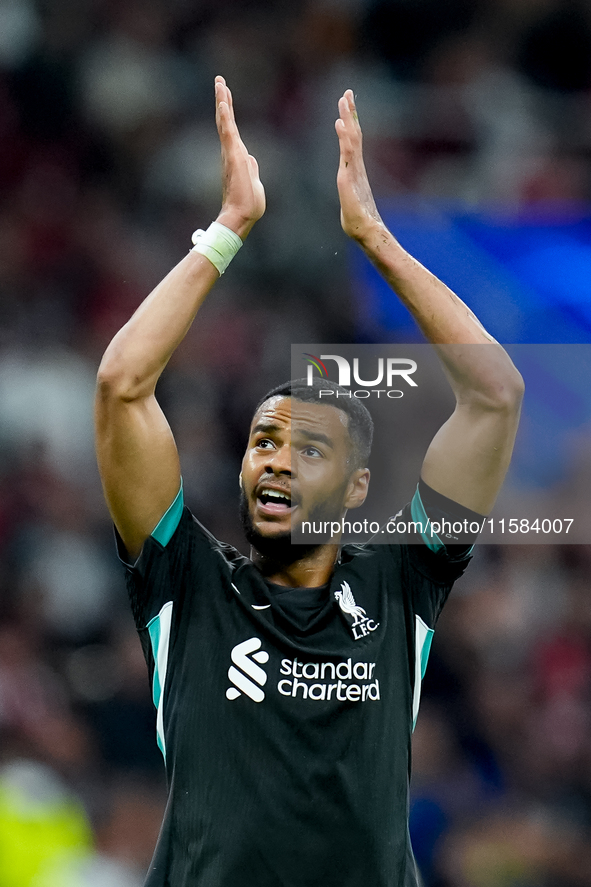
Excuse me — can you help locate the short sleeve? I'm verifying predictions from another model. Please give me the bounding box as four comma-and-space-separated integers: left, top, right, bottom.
397, 481, 484, 628
117, 504, 197, 630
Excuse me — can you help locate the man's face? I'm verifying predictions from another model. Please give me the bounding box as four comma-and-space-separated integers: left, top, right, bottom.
240, 396, 367, 547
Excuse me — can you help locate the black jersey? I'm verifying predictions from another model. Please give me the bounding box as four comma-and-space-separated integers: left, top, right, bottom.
118, 483, 476, 887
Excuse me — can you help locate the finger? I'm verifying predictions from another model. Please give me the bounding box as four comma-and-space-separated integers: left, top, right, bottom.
215, 75, 235, 121
215, 79, 225, 121
225, 82, 235, 116
215, 82, 225, 124
216, 82, 240, 141
335, 117, 349, 142
215, 78, 233, 121
337, 97, 355, 145
215, 76, 226, 110
216, 99, 234, 142
339, 91, 361, 135
339, 98, 363, 156
345, 89, 358, 122
335, 118, 353, 167
216, 89, 236, 133
338, 94, 353, 127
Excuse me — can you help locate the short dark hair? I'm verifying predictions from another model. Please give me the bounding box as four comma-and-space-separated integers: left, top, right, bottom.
254, 378, 374, 468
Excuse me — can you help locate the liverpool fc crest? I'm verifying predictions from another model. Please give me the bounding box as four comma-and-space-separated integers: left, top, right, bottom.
334, 581, 379, 641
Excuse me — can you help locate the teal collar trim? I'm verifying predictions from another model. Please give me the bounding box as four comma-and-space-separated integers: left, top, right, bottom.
151, 481, 184, 548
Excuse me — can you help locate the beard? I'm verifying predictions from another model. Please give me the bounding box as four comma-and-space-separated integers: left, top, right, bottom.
239, 489, 344, 564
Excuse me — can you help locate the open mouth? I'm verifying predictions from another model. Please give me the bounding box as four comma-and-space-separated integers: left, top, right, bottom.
256, 488, 294, 515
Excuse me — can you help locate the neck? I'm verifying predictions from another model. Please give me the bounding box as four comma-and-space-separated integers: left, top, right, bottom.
251, 542, 340, 587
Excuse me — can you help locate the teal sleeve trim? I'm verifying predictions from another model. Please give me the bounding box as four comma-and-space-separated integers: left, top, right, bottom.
151, 482, 184, 547
147, 600, 173, 759
413, 615, 435, 729
410, 485, 445, 554
420, 628, 434, 678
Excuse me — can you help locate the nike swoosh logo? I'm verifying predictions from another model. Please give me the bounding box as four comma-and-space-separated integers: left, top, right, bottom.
252, 604, 271, 610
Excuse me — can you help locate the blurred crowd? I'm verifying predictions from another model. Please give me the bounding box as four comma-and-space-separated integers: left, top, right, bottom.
1, 0, 591, 884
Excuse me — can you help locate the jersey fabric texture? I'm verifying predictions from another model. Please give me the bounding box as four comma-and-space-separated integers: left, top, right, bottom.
117, 483, 478, 887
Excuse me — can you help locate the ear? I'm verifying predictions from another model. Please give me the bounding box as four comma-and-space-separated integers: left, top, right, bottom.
239, 472, 243, 489
344, 468, 370, 510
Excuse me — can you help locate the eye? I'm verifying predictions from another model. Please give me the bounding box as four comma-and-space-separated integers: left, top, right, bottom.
302, 445, 323, 458
255, 438, 275, 450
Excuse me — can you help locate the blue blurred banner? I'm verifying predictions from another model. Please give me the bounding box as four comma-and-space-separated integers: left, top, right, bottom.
352, 201, 591, 344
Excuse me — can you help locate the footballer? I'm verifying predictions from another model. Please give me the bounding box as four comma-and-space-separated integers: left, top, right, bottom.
95, 76, 524, 887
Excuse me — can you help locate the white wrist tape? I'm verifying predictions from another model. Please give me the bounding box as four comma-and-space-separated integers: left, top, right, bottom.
190, 222, 243, 275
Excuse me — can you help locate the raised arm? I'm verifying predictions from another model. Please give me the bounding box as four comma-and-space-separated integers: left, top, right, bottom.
95, 77, 265, 558
335, 90, 523, 515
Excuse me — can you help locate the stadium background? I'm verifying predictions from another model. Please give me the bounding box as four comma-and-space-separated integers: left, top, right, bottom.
2, 0, 591, 884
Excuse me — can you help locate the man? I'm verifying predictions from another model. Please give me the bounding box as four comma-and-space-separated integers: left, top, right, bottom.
95, 77, 523, 886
